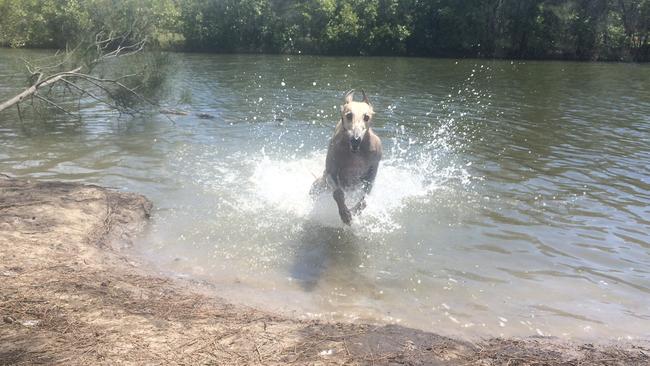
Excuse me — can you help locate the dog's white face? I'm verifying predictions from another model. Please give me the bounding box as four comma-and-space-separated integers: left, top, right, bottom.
340, 92, 374, 152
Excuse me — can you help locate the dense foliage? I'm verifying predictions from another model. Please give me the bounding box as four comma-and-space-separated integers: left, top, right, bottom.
1, 0, 648, 61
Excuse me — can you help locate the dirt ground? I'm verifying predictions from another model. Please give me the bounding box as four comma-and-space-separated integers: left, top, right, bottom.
0, 175, 648, 365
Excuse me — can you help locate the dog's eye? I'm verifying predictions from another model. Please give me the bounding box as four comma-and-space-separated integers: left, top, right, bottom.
363, 114, 370, 122
346, 112, 353, 120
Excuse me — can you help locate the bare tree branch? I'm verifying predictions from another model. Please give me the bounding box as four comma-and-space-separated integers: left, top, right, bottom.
60, 78, 121, 111
0, 31, 162, 117
0, 67, 82, 112
66, 73, 157, 106
32, 94, 76, 116
16, 103, 23, 122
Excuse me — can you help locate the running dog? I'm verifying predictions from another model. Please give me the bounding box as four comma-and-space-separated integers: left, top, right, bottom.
310, 90, 382, 225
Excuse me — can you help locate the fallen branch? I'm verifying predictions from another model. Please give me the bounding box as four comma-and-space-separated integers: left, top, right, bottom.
0, 67, 82, 112
33, 94, 75, 116
0, 30, 163, 117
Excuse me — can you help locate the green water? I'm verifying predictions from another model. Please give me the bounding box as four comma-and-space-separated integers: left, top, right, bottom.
1, 49, 649, 340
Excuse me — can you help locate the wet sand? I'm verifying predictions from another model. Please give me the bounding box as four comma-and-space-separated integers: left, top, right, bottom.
0, 175, 648, 365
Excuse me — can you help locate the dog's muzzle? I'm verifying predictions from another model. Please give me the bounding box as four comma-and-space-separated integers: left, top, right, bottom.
350, 137, 362, 152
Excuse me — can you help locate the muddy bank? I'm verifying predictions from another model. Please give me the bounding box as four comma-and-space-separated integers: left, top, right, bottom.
0, 176, 647, 365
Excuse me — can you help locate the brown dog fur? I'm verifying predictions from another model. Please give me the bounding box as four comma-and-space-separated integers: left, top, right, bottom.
311, 90, 382, 225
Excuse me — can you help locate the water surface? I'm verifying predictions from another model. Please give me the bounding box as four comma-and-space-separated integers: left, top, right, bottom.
1, 49, 649, 340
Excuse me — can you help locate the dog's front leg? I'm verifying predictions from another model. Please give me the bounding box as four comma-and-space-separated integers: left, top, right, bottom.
327, 172, 352, 225
350, 180, 371, 215
351, 162, 378, 216
333, 188, 352, 225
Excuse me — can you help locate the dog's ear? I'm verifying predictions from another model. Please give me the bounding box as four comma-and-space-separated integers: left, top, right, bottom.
344, 89, 355, 104
361, 89, 370, 105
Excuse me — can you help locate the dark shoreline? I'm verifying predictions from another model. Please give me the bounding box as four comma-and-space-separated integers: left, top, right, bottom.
2, 45, 648, 64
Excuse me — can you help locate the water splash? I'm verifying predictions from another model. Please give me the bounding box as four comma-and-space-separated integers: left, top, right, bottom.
244, 140, 471, 234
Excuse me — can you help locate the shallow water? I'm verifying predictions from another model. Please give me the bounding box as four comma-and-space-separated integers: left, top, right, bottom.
1, 49, 649, 340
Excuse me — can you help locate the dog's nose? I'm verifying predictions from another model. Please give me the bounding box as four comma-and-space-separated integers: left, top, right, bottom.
351, 137, 362, 150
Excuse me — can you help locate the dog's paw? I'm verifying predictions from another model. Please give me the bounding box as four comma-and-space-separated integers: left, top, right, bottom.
339, 208, 352, 225
351, 199, 367, 215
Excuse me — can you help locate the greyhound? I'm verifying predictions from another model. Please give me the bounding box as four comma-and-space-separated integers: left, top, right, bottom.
310, 90, 382, 225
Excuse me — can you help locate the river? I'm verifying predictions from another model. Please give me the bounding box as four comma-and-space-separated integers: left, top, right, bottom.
1, 49, 649, 341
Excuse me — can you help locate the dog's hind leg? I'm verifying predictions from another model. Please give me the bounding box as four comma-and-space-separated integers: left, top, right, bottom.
309, 176, 328, 197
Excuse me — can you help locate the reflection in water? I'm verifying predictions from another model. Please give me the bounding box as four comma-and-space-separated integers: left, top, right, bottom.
290, 222, 360, 292
1, 49, 650, 340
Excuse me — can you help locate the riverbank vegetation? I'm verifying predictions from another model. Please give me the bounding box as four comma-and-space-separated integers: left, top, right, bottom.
1, 0, 649, 61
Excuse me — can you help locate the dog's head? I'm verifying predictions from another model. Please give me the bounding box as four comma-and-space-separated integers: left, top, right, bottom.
340, 89, 374, 153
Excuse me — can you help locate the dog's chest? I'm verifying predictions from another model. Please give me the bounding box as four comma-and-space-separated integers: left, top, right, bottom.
337, 153, 370, 187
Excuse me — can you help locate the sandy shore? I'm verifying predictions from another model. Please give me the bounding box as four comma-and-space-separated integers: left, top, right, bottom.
0, 175, 648, 365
